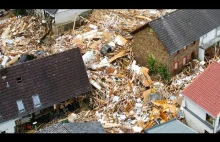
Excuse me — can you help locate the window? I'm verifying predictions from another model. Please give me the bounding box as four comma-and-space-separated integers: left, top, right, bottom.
32, 95, 41, 108
16, 77, 22, 83
217, 26, 220, 31
16, 100, 25, 113
174, 50, 180, 56
206, 113, 214, 125
193, 41, 196, 44
191, 51, 196, 59
183, 57, 187, 66
174, 62, 178, 70
204, 34, 207, 38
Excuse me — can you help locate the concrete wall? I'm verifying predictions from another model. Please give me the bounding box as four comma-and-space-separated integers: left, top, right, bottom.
0, 119, 16, 133
131, 26, 199, 76
52, 20, 81, 36
182, 97, 218, 133
54, 9, 91, 24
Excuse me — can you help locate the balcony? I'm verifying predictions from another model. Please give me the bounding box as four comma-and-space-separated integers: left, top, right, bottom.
201, 35, 220, 50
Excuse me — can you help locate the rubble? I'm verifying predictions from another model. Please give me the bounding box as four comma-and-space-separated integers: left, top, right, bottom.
0, 10, 180, 133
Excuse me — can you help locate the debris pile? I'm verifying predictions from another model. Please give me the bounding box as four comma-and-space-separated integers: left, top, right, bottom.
0, 10, 180, 133
0, 16, 50, 67
153, 56, 220, 101
89, 9, 176, 35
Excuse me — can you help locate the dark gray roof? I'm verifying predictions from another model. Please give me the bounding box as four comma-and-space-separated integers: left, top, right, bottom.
145, 119, 196, 133
149, 9, 220, 55
36, 122, 106, 133
0, 48, 92, 123
44, 9, 58, 15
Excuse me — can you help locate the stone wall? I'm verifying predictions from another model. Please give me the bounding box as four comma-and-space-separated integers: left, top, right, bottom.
169, 40, 199, 75
131, 26, 170, 71
132, 26, 199, 76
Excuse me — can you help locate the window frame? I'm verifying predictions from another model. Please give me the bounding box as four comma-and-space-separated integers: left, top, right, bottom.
206, 113, 214, 126
182, 56, 187, 66
174, 61, 179, 70
32, 95, 41, 108
16, 100, 25, 113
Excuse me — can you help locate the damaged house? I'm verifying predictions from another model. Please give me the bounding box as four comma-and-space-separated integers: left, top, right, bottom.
131, 9, 220, 76
26, 9, 92, 35
0, 48, 91, 133
181, 62, 220, 133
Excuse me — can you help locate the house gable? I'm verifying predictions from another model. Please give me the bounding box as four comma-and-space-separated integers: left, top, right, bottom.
132, 26, 170, 68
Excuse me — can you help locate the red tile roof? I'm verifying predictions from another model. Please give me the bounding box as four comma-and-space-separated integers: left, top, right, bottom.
182, 62, 220, 117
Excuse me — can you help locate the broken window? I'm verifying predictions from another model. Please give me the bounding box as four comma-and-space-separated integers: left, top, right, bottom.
183, 57, 187, 66
174, 62, 178, 70
16, 77, 22, 83
206, 113, 214, 125
32, 95, 41, 108
16, 100, 25, 113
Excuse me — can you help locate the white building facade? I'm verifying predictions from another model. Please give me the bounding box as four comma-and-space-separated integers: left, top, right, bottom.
199, 26, 220, 61
182, 95, 220, 133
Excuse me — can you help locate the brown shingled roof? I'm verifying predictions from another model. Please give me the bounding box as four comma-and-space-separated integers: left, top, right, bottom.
0, 48, 91, 123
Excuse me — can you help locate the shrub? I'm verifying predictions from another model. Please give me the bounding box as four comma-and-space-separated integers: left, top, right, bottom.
147, 54, 171, 81
13, 9, 27, 16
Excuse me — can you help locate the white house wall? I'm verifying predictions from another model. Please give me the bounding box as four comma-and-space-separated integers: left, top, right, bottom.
198, 47, 205, 61
199, 26, 220, 49
183, 97, 215, 133
183, 109, 213, 133
0, 119, 16, 133
54, 9, 91, 24
215, 114, 220, 133
184, 97, 206, 120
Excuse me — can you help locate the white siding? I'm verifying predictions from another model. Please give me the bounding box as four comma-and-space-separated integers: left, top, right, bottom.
217, 26, 220, 36
184, 109, 213, 133
0, 120, 16, 133
184, 97, 206, 120
183, 97, 219, 133
203, 29, 216, 44
198, 47, 205, 61
199, 26, 220, 49
54, 9, 91, 24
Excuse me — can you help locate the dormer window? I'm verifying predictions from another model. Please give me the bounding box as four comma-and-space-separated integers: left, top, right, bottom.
32, 95, 41, 108
16, 100, 25, 113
